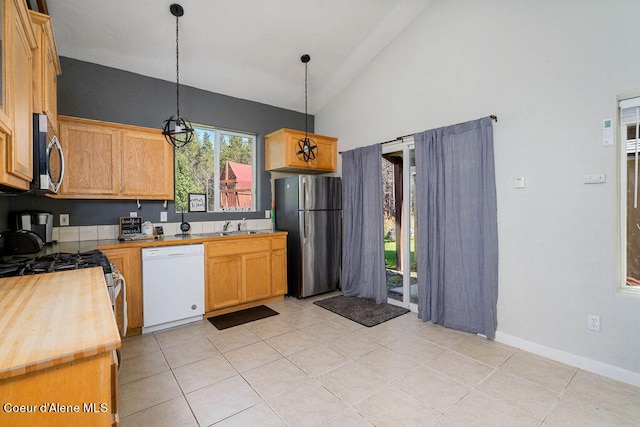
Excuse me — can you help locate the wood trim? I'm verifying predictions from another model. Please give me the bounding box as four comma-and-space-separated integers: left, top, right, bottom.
58, 115, 164, 135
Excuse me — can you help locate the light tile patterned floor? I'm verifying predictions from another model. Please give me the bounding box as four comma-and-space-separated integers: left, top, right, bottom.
118, 293, 640, 426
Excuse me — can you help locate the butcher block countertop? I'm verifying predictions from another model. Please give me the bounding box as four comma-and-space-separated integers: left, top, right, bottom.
0, 267, 121, 380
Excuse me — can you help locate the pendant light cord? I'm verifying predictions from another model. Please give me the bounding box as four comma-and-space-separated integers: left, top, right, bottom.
175, 13, 180, 119
304, 60, 308, 140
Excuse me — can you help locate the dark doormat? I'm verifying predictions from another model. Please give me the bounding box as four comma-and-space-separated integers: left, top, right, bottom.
314, 295, 410, 327
208, 305, 279, 330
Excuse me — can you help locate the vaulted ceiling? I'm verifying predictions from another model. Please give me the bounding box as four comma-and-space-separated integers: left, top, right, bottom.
47, 0, 434, 114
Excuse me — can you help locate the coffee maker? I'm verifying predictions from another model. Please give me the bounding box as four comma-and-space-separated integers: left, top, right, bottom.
13, 211, 54, 244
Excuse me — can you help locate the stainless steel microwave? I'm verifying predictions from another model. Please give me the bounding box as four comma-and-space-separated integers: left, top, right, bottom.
32, 113, 64, 193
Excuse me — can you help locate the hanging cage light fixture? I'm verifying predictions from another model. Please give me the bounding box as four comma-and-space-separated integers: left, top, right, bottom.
162, 3, 194, 148
296, 54, 318, 162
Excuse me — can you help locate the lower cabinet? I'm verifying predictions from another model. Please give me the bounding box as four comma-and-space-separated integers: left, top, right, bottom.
100, 247, 143, 335
206, 255, 242, 310
0, 351, 117, 426
205, 235, 287, 315
271, 242, 287, 296
100, 233, 287, 334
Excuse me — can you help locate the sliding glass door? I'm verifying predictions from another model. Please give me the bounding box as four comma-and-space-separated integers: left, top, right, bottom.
382, 141, 417, 310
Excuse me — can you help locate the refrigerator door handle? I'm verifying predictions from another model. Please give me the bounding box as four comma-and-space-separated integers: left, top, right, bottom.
302, 211, 307, 240
302, 181, 307, 210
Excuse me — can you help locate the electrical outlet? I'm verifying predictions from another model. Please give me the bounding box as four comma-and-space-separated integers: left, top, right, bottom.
587, 314, 600, 332
60, 214, 69, 226
129, 212, 138, 217
160, 212, 168, 222
584, 173, 606, 184
265, 210, 271, 219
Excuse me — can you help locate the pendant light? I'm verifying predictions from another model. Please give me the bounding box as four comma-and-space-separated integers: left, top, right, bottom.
296, 54, 318, 162
162, 3, 194, 148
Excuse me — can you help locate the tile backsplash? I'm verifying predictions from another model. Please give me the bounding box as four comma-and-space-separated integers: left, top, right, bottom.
53, 219, 274, 243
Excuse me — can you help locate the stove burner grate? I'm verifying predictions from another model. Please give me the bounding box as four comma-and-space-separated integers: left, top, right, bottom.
0, 250, 112, 277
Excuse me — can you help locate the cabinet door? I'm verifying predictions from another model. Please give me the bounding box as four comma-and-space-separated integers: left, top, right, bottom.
311, 137, 337, 171
42, 31, 59, 133
284, 132, 314, 170
243, 252, 271, 302
121, 129, 174, 199
59, 118, 120, 196
206, 255, 243, 311
30, 11, 60, 133
1, 0, 36, 188
101, 247, 143, 332
44, 54, 59, 133
271, 249, 287, 296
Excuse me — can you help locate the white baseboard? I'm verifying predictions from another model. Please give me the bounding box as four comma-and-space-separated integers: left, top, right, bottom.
495, 331, 640, 388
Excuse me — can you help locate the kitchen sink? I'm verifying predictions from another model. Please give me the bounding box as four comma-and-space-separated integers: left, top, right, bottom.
173, 230, 270, 238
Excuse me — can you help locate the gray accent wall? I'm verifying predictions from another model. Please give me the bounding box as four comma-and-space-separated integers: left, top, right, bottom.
0, 57, 312, 227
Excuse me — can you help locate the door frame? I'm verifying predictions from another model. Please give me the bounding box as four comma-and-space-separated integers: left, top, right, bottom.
382, 139, 416, 311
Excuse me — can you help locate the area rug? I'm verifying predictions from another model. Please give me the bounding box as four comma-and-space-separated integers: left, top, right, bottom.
208, 305, 279, 330
313, 295, 409, 327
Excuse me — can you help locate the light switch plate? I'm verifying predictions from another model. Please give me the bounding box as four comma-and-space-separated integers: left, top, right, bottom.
515, 176, 525, 189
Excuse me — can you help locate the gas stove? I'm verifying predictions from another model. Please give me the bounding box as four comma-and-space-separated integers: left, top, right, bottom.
0, 249, 112, 278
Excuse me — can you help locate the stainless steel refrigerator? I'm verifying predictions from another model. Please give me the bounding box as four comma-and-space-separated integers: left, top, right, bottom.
275, 175, 342, 298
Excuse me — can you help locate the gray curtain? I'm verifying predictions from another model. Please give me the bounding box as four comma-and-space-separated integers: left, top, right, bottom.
341, 144, 387, 303
415, 117, 498, 338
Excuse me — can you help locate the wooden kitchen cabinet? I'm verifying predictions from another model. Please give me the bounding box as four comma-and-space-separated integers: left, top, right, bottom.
0, 268, 121, 426
206, 255, 243, 310
265, 128, 338, 173
244, 251, 272, 301
30, 10, 61, 133
0, 0, 37, 190
100, 246, 143, 336
205, 234, 287, 316
271, 239, 287, 296
121, 129, 174, 199
57, 116, 174, 200
59, 117, 120, 196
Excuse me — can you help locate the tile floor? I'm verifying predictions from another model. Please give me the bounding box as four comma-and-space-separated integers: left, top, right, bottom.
118, 293, 640, 426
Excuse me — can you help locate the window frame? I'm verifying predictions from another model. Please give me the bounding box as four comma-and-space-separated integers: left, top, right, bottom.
215, 128, 257, 212
617, 95, 640, 297
176, 123, 257, 213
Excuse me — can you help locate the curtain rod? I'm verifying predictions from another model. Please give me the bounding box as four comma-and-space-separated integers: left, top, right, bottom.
338, 115, 497, 154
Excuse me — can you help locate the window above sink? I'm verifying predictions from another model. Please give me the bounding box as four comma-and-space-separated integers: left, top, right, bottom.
175, 124, 256, 214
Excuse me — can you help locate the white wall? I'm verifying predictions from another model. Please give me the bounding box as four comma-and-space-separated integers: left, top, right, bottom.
316, 0, 640, 384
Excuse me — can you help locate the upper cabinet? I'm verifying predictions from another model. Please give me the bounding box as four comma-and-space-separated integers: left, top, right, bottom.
30, 10, 61, 133
0, 0, 37, 190
57, 116, 174, 200
265, 128, 337, 174
120, 128, 174, 199
58, 117, 120, 196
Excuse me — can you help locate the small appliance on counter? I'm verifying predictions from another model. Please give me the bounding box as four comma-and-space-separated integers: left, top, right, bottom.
1, 230, 45, 255
11, 211, 54, 245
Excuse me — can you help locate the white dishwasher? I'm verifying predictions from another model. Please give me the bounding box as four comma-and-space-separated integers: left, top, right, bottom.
142, 244, 205, 334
